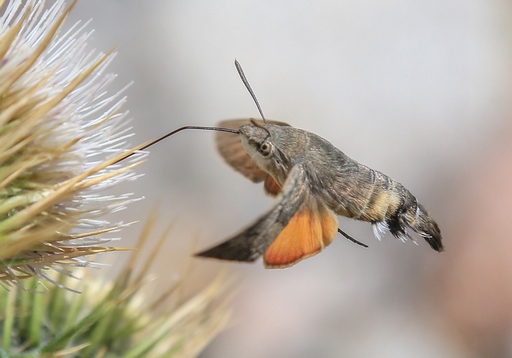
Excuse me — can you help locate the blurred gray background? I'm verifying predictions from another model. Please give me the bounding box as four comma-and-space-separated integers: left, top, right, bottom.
68, 1, 512, 357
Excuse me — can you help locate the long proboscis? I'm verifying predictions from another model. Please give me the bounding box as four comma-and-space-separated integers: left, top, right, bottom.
116, 125, 239, 164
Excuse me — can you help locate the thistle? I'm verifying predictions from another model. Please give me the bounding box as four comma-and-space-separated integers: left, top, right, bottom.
0, 213, 232, 357
0, 0, 145, 285
0, 0, 232, 355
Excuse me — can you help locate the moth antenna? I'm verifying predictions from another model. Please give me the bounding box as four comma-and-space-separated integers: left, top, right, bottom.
250, 119, 271, 138
115, 125, 239, 164
235, 59, 267, 124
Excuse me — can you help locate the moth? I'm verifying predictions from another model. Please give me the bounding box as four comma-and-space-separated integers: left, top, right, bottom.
194, 61, 443, 268
132, 61, 443, 269
194, 117, 443, 268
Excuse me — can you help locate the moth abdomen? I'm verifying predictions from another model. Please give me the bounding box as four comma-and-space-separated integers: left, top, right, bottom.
334, 166, 443, 252
351, 169, 404, 223
373, 185, 443, 252
399, 200, 443, 251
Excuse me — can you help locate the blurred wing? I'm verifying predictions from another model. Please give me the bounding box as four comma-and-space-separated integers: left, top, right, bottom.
215, 119, 289, 184
263, 202, 338, 269
195, 164, 306, 262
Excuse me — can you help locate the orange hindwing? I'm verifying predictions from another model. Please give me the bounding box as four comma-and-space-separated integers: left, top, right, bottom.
263, 205, 338, 268
264, 176, 282, 197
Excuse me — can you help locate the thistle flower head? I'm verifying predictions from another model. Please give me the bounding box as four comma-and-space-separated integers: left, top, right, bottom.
0, 213, 232, 356
0, 0, 144, 285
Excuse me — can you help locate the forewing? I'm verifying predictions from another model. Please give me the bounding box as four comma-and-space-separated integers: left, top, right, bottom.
195, 164, 306, 262
215, 119, 290, 183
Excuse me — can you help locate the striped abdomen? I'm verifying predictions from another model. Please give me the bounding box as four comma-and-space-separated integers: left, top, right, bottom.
328, 163, 443, 252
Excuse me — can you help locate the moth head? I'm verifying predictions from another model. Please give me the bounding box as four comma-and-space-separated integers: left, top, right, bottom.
239, 121, 273, 160
238, 121, 292, 183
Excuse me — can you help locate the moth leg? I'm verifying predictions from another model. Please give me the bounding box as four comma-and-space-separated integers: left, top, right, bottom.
337, 228, 368, 248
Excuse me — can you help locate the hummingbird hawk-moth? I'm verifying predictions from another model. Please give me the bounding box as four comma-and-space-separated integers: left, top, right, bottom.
135, 60, 443, 269
194, 117, 443, 268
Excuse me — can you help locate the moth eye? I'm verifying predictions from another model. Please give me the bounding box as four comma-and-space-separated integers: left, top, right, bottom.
258, 142, 272, 156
